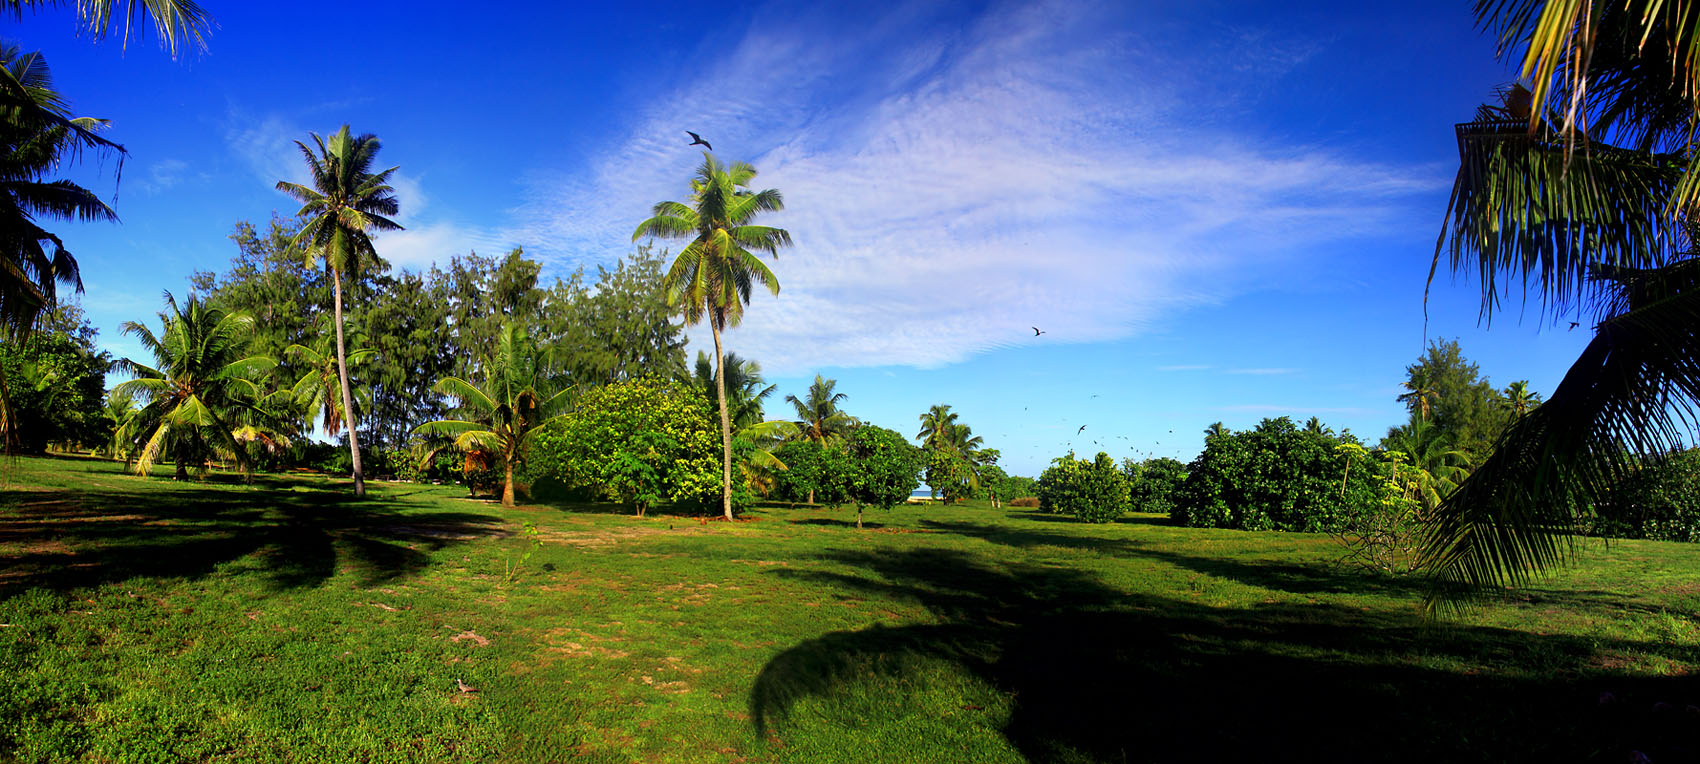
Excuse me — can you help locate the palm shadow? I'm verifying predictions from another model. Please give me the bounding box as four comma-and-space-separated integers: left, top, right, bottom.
0, 472, 505, 598
749, 546, 1700, 762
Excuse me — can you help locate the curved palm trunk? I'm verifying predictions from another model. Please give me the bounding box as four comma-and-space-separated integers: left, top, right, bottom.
711, 320, 733, 521
332, 271, 365, 498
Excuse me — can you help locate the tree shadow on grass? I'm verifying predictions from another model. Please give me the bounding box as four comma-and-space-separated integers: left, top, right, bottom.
0, 473, 505, 598
750, 546, 1700, 763
787, 518, 887, 530
921, 518, 1434, 599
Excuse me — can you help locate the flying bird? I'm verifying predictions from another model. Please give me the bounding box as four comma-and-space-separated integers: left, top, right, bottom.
1568, 321, 1580, 330
1032, 327, 1045, 336
1077, 425, 1087, 435
686, 131, 712, 150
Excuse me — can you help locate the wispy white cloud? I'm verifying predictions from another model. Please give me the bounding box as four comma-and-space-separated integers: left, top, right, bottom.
496, 0, 1444, 374
135, 158, 198, 194
1157, 364, 1211, 372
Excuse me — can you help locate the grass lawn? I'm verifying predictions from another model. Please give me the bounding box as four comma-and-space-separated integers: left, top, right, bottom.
2, 454, 1698, 762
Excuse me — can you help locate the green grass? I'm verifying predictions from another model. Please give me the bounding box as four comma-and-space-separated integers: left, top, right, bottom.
2, 454, 1699, 762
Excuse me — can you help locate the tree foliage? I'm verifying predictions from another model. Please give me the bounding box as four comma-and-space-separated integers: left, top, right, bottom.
844, 425, 922, 528
529, 378, 720, 516
0, 304, 108, 452
1123, 456, 1187, 515
769, 439, 851, 507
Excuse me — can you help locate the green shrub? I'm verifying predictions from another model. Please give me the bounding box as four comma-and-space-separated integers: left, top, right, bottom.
770, 441, 852, 506
1172, 417, 1382, 533
1592, 449, 1700, 542
1036, 452, 1129, 523
1124, 457, 1186, 515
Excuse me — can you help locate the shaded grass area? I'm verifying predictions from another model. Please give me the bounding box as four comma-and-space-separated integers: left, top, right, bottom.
2, 454, 1699, 762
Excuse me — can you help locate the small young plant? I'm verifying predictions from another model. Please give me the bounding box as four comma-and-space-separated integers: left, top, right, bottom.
502, 521, 543, 584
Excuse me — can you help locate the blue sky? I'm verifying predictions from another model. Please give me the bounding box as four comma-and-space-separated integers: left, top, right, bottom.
12, 1, 1593, 478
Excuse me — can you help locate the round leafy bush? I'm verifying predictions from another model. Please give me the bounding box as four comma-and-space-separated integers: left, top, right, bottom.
1172, 417, 1382, 533
1036, 452, 1129, 523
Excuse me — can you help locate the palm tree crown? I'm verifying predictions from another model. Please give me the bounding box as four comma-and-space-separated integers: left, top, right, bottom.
916, 404, 961, 451
787, 375, 855, 447
633, 153, 789, 332
276, 126, 402, 278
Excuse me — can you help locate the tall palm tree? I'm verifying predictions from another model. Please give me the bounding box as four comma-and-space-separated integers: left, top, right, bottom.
633, 152, 790, 520
414, 324, 570, 508
1423, 1, 1700, 607
285, 335, 373, 439
276, 125, 402, 498
1501, 380, 1542, 419
4, 0, 212, 58
1203, 422, 1229, 441
916, 404, 961, 451
110, 292, 275, 482
694, 350, 774, 432
788, 375, 855, 447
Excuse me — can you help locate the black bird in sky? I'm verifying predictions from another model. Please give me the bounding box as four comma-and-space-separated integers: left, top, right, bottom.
1033, 327, 1045, 336
686, 131, 712, 150
1569, 321, 1580, 330
1077, 425, 1087, 435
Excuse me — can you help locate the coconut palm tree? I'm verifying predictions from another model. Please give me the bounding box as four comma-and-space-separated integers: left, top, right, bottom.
1501, 380, 1542, 419
275, 125, 403, 498
632, 152, 790, 521
110, 292, 275, 482
916, 404, 961, 451
1423, 1, 1700, 607
788, 375, 855, 447
284, 334, 373, 439
414, 323, 570, 508
4, 0, 212, 58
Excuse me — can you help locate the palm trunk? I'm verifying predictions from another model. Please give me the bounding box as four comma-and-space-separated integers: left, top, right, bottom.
332, 271, 365, 498
502, 458, 515, 508
856, 505, 863, 529
712, 320, 733, 521
807, 489, 814, 505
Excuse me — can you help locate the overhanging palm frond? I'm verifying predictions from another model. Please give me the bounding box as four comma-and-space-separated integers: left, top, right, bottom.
1421, 258, 1700, 610
1440, 117, 1684, 322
